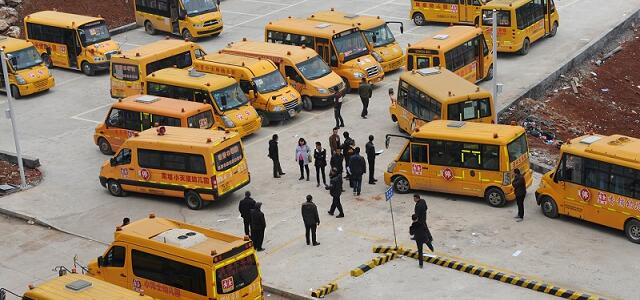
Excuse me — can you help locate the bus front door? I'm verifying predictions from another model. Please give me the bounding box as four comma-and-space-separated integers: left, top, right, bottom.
409, 143, 430, 190
544, 0, 557, 33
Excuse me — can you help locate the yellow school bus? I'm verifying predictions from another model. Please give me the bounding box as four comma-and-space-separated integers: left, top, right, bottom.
407, 26, 493, 83
389, 67, 494, 133
266, 17, 384, 92
94, 95, 217, 155
135, 0, 223, 40
88, 215, 263, 299
481, 0, 559, 55
384, 120, 532, 207
0, 37, 55, 98
110, 39, 206, 98
24, 11, 120, 75
146, 68, 262, 137
222, 40, 345, 110
308, 9, 405, 73
99, 127, 250, 209
410, 0, 490, 26
195, 52, 302, 126
536, 135, 640, 243
17, 273, 154, 300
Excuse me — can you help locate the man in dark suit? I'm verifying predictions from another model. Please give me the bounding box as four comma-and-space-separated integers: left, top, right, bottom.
410, 214, 434, 268
512, 168, 527, 222
348, 147, 366, 196
238, 191, 256, 237
358, 78, 373, 118
301, 195, 320, 246
250, 202, 266, 251
327, 168, 344, 218
268, 134, 285, 178
414, 194, 427, 225
365, 135, 378, 184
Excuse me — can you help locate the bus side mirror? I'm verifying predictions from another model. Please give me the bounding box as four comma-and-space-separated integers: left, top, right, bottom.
400, 24, 404, 34
110, 158, 116, 167
178, 9, 186, 20
97, 256, 104, 267
552, 172, 558, 183
385, 136, 390, 149
8, 56, 17, 69
217, 0, 221, 5
338, 53, 345, 63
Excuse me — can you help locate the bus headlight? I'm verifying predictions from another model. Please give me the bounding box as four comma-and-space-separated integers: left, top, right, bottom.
194, 23, 204, 28
317, 88, 329, 94
221, 115, 236, 128
502, 172, 511, 186
273, 105, 284, 112
387, 162, 397, 173
93, 56, 106, 62
15, 75, 26, 85
372, 52, 383, 63
353, 71, 364, 79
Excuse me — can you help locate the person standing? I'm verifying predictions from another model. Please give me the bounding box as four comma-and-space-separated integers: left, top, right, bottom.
314, 142, 328, 187
365, 135, 378, 184
358, 78, 372, 118
327, 168, 344, 218
301, 195, 320, 246
121, 217, 130, 227
329, 127, 341, 156
250, 202, 266, 251
512, 168, 527, 222
348, 147, 366, 196
295, 138, 311, 181
333, 90, 345, 128
413, 194, 427, 225
409, 214, 434, 268
342, 132, 355, 180
268, 134, 285, 178
238, 191, 256, 237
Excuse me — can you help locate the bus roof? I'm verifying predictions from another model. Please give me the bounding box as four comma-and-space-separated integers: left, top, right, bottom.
117, 39, 198, 61
115, 216, 250, 265
308, 10, 384, 30
114, 95, 212, 117
24, 11, 105, 29
0, 36, 34, 52
413, 120, 524, 145
222, 40, 319, 64
131, 126, 238, 149
23, 273, 153, 299
564, 135, 640, 167
484, 0, 530, 9
267, 17, 356, 38
200, 52, 276, 77
400, 67, 491, 103
147, 68, 236, 90
409, 26, 483, 51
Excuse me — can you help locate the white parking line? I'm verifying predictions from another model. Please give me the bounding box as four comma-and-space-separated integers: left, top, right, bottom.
361, 14, 410, 21
224, 10, 262, 17
357, 0, 400, 14
71, 115, 101, 124
558, 0, 582, 9
226, 0, 311, 30
235, 0, 288, 6
70, 103, 112, 124
56, 76, 85, 87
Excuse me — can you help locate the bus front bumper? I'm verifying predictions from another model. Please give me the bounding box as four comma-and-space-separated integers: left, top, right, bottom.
92, 62, 111, 71
383, 172, 393, 186
195, 24, 223, 37
232, 118, 262, 137
264, 103, 302, 122
17, 76, 55, 96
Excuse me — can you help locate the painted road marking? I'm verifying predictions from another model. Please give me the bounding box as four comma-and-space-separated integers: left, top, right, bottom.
70, 103, 112, 124
226, 0, 312, 30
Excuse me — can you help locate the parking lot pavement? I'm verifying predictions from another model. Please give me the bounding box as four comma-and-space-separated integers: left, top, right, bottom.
1, 0, 640, 298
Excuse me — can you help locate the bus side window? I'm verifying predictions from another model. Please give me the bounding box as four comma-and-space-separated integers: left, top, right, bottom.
239, 80, 252, 93
194, 90, 210, 105
104, 246, 126, 267
399, 144, 410, 162
285, 66, 303, 83
428, 140, 447, 166
195, 48, 206, 59
560, 154, 584, 184
482, 36, 490, 57
448, 103, 461, 121
119, 109, 141, 131
411, 144, 429, 163
482, 145, 500, 170
114, 148, 132, 165
107, 108, 124, 128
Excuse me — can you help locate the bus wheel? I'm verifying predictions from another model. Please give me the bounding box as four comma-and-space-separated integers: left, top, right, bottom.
518, 38, 530, 56
98, 138, 114, 155
549, 22, 558, 37
81, 61, 95, 76
107, 180, 125, 197
302, 96, 313, 111
144, 21, 156, 35
413, 13, 426, 26
393, 176, 410, 194
540, 196, 558, 218
625, 219, 640, 244
485, 187, 506, 207
182, 29, 195, 42
10, 85, 20, 99
185, 190, 204, 210
485, 64, 494, 81
258, 111, 270, 127
41, 54, 53, 68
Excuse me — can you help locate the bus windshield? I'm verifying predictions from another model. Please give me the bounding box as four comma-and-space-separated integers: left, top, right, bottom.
8, 46, 43, 71
253, 70, 287, 94
215, 254, 259, 295
211, 84, 249, 111
482, 10, 511, 27
333, 31, 369, 62
364, 24, 395, 48
296, 56, 332, 80
183, 0, 218, 17
507, 134, 528, 163
78, 21, 111, 47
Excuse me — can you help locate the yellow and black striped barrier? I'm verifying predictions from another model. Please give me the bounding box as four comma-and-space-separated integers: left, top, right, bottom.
373, 252, 396, 265
351, 252, 398, 277
396, 248, 608, 300
311, 282, 338, 298
372, 245, 402, 254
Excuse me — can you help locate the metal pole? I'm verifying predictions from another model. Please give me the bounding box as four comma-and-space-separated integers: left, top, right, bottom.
491, 9, 498, 124
1, 50, 27, 188
389, 199, 398, 249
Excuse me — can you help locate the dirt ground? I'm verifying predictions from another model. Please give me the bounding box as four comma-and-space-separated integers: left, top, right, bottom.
0, 160, 42, 187
502, 27, 640, 167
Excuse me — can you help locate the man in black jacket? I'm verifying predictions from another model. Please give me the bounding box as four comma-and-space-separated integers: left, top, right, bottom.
348, 147, 366, 196
512, 168, 527, 222
333, 90, 345, 127
327, 168, 344, 218
410, 214, 434, 268
301, 195, 320, 246
365, 135, 378, 184
342, 132, 355, 180
413, 194, 427, 225
250, 202, 266, 251
268, 134, 285, 178
238, 191, 256, 237
358, 78, 373, 118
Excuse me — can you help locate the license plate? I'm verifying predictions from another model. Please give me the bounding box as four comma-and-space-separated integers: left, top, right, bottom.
288, 109, 296, 117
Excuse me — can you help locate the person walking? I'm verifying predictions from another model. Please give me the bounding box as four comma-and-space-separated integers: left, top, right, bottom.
295, 138, 311, 181
238, 191, 256, 237
358, 78, 372, 118
410, 214, 434, 268
348, 147, 366, 196
413, 194, 427, 225
342, 132, 355, 180
301, 195, 320, 246
327, 168, 344, 218
512, 168, 527, 222
268, 134, 285, 178
250, 202, 266, 251
333, 90, 345, 128
329, 127, 341, 156
365, 135, 378, 184
314, 142, 328, 187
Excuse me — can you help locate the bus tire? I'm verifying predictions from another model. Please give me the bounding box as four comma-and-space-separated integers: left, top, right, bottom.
258, 111, 270, 127
518, 38, 530, 56
549, 21, 558, 37
341, 77, 351, 93
393, 176, 410, 194
484, 187, 506, 207
107, 180, 125, 197
413, 12, 426, 26
10, 85, 20, 99
144, 21, 156, 35
41, 53, 53, 68
182, 29, 195, 42
485, 64, 494, 81
540, 196, 559, 218
98, 138, 114, 155
185, 190, 204, 210
625, 219, 640, 244
81, 61, 95, 76
302, 96, 313, 111
391, 114, 397, 123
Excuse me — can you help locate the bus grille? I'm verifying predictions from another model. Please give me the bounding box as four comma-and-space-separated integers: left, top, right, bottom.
204, 20, 219, 27
283, 99, 298, 110
34, 79, 49, 89
242, 120, 259, 133
365, 65, 380, 78
329, 82, 344, 93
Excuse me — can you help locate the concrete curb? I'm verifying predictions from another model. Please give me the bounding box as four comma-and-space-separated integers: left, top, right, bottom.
109, 22, 139, 36
262, 284, 314, 300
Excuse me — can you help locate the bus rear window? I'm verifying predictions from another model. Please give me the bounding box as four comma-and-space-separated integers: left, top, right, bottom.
188, 111, 214, 129
112, 63, 139, 81
214, 142, 243, 171
507, 134, 528, 163
215, 255, 259, 295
